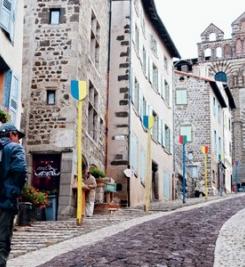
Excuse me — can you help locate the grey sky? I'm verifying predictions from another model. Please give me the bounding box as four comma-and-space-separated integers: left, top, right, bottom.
155, 0, 245, 59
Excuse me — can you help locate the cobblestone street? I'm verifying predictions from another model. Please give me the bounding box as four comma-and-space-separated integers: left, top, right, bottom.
34, 195, 245, 267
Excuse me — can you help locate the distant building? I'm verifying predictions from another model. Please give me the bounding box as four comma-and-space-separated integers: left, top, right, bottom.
197, 12, 245, 190
0, 0, 24, 126
107, 0, 180, 207
174, 61, 235, 196
22, 0, 110, 218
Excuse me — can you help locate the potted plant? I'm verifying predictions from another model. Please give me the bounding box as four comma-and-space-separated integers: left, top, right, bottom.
18, 185, 48, 223
88, 166, 108, 204
0, 108, 10, 123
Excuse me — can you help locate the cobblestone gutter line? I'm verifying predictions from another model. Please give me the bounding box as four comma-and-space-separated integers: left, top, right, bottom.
214, 208, 245, 267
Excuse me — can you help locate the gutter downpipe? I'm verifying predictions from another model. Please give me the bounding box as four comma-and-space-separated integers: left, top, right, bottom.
105, 0, 112, 173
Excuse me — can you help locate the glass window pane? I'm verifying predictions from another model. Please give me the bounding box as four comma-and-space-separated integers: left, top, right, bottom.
50, 10, 60, 24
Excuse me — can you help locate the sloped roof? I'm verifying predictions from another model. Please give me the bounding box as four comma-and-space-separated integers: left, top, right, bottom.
232, 11, 245, 25
200, 23, 224, 37
141, 0, 180, 58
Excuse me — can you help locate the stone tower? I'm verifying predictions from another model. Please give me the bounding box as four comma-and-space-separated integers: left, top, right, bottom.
22, 0, 109, 218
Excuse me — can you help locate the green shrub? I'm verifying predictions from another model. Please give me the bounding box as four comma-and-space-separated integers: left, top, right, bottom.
89, 166, 105, 178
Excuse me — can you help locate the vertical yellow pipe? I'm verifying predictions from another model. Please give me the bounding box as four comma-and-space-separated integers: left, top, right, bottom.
144, 129, 151, 212
76, 100, 83, 225
205, 153, 208, 200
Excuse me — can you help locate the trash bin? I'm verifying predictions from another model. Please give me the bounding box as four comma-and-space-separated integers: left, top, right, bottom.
45, 195, 57, 220
17, 202, 33, 226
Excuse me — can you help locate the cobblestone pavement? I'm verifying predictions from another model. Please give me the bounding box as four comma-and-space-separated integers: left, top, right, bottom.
214, 208, 245, 267
34, 194, 245, 267
9, 195, 220, 259
9, 208, 150, 259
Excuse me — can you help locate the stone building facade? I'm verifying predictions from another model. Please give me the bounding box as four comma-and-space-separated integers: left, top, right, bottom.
107, 0, 180, 207
174, 64, 235, 196
197, 12, 245, 188
22, 0, 109, 218
0, 0, 24, 126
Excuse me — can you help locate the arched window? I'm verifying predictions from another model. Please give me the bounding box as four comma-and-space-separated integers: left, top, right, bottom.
216, 47, 222, 58
209, 33, 216, 41
204, 48, 211, 58
215, 72, 227, 82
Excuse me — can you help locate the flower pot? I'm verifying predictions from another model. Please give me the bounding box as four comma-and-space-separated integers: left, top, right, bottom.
17, 202, 33, 226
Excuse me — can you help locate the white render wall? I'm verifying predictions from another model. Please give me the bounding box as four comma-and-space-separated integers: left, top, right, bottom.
0, 0, 24, 127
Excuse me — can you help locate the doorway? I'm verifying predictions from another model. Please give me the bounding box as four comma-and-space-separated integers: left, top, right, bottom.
32, 154, 61, 220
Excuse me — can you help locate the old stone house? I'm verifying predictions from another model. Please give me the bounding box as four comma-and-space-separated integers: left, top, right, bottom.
174, 61, 235, 197
22, 0, 110, 219
107, 0, 180, 207
197, 12, 245, 190
0, 0, 23, 126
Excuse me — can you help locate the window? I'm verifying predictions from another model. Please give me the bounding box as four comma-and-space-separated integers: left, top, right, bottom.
180, 125, 192, 142
143, 47, 146, 75
130, 133, 138, 174
152, 111, 158, 142
88, 82, 99, 141
50, 9, 60, 25
135, 24, 139, 54
133, 78, 139, 112
152, 64, 158, 91
215, 71, 227, 83
164, 56, 168, 72
213, 97, 216, 117
90, 11, 100, 69
164, 80, 170, 105
0, 0, 16, 41
165, 125, 171, 151
150, 35, 157, 56
47, 90, 56, 105
176, 88, 187, 104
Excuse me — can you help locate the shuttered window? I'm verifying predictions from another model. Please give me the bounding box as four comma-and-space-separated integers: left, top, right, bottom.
0, 0, 16, 42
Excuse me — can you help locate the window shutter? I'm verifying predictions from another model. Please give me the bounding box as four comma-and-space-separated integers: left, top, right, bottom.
9, 74, 18, 123
0, 0, 11, 32
9, 0, 16, 42
170, 129, 173, 154
3, 69, 12, 108
158, 118, 162, 143
162, 120, 166, 147
131, 75, 135, 104
139, 89, 143, 119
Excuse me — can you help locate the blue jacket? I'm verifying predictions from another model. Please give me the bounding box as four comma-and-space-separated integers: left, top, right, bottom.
0, 137, 27, 212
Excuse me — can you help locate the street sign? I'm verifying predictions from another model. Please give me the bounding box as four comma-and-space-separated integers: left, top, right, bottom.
70, 80, 87, 101
179, 135, 187, 144
143, 115, 154, 129
201, 145, 208, 154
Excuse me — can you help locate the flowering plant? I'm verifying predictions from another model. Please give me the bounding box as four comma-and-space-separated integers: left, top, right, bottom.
0, 108, 10, 123
21, 185, 48, 207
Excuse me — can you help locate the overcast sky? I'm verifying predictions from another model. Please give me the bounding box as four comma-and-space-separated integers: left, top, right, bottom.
155, 0, 245, 59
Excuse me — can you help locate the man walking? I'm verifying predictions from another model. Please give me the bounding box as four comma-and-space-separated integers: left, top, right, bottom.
0, 123, 27, 267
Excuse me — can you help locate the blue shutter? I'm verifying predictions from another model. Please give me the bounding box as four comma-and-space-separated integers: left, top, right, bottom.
9, 0, 16, 42
3, 69, 12, 108
0, 0, 11, 32
9, 74, 18, 123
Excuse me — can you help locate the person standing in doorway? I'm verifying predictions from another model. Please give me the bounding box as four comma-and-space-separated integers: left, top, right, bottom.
0, 123, 27, 267
83, 167, 97, 217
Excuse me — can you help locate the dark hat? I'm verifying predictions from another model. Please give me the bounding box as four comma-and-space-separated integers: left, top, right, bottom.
0, 123, 25, 139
